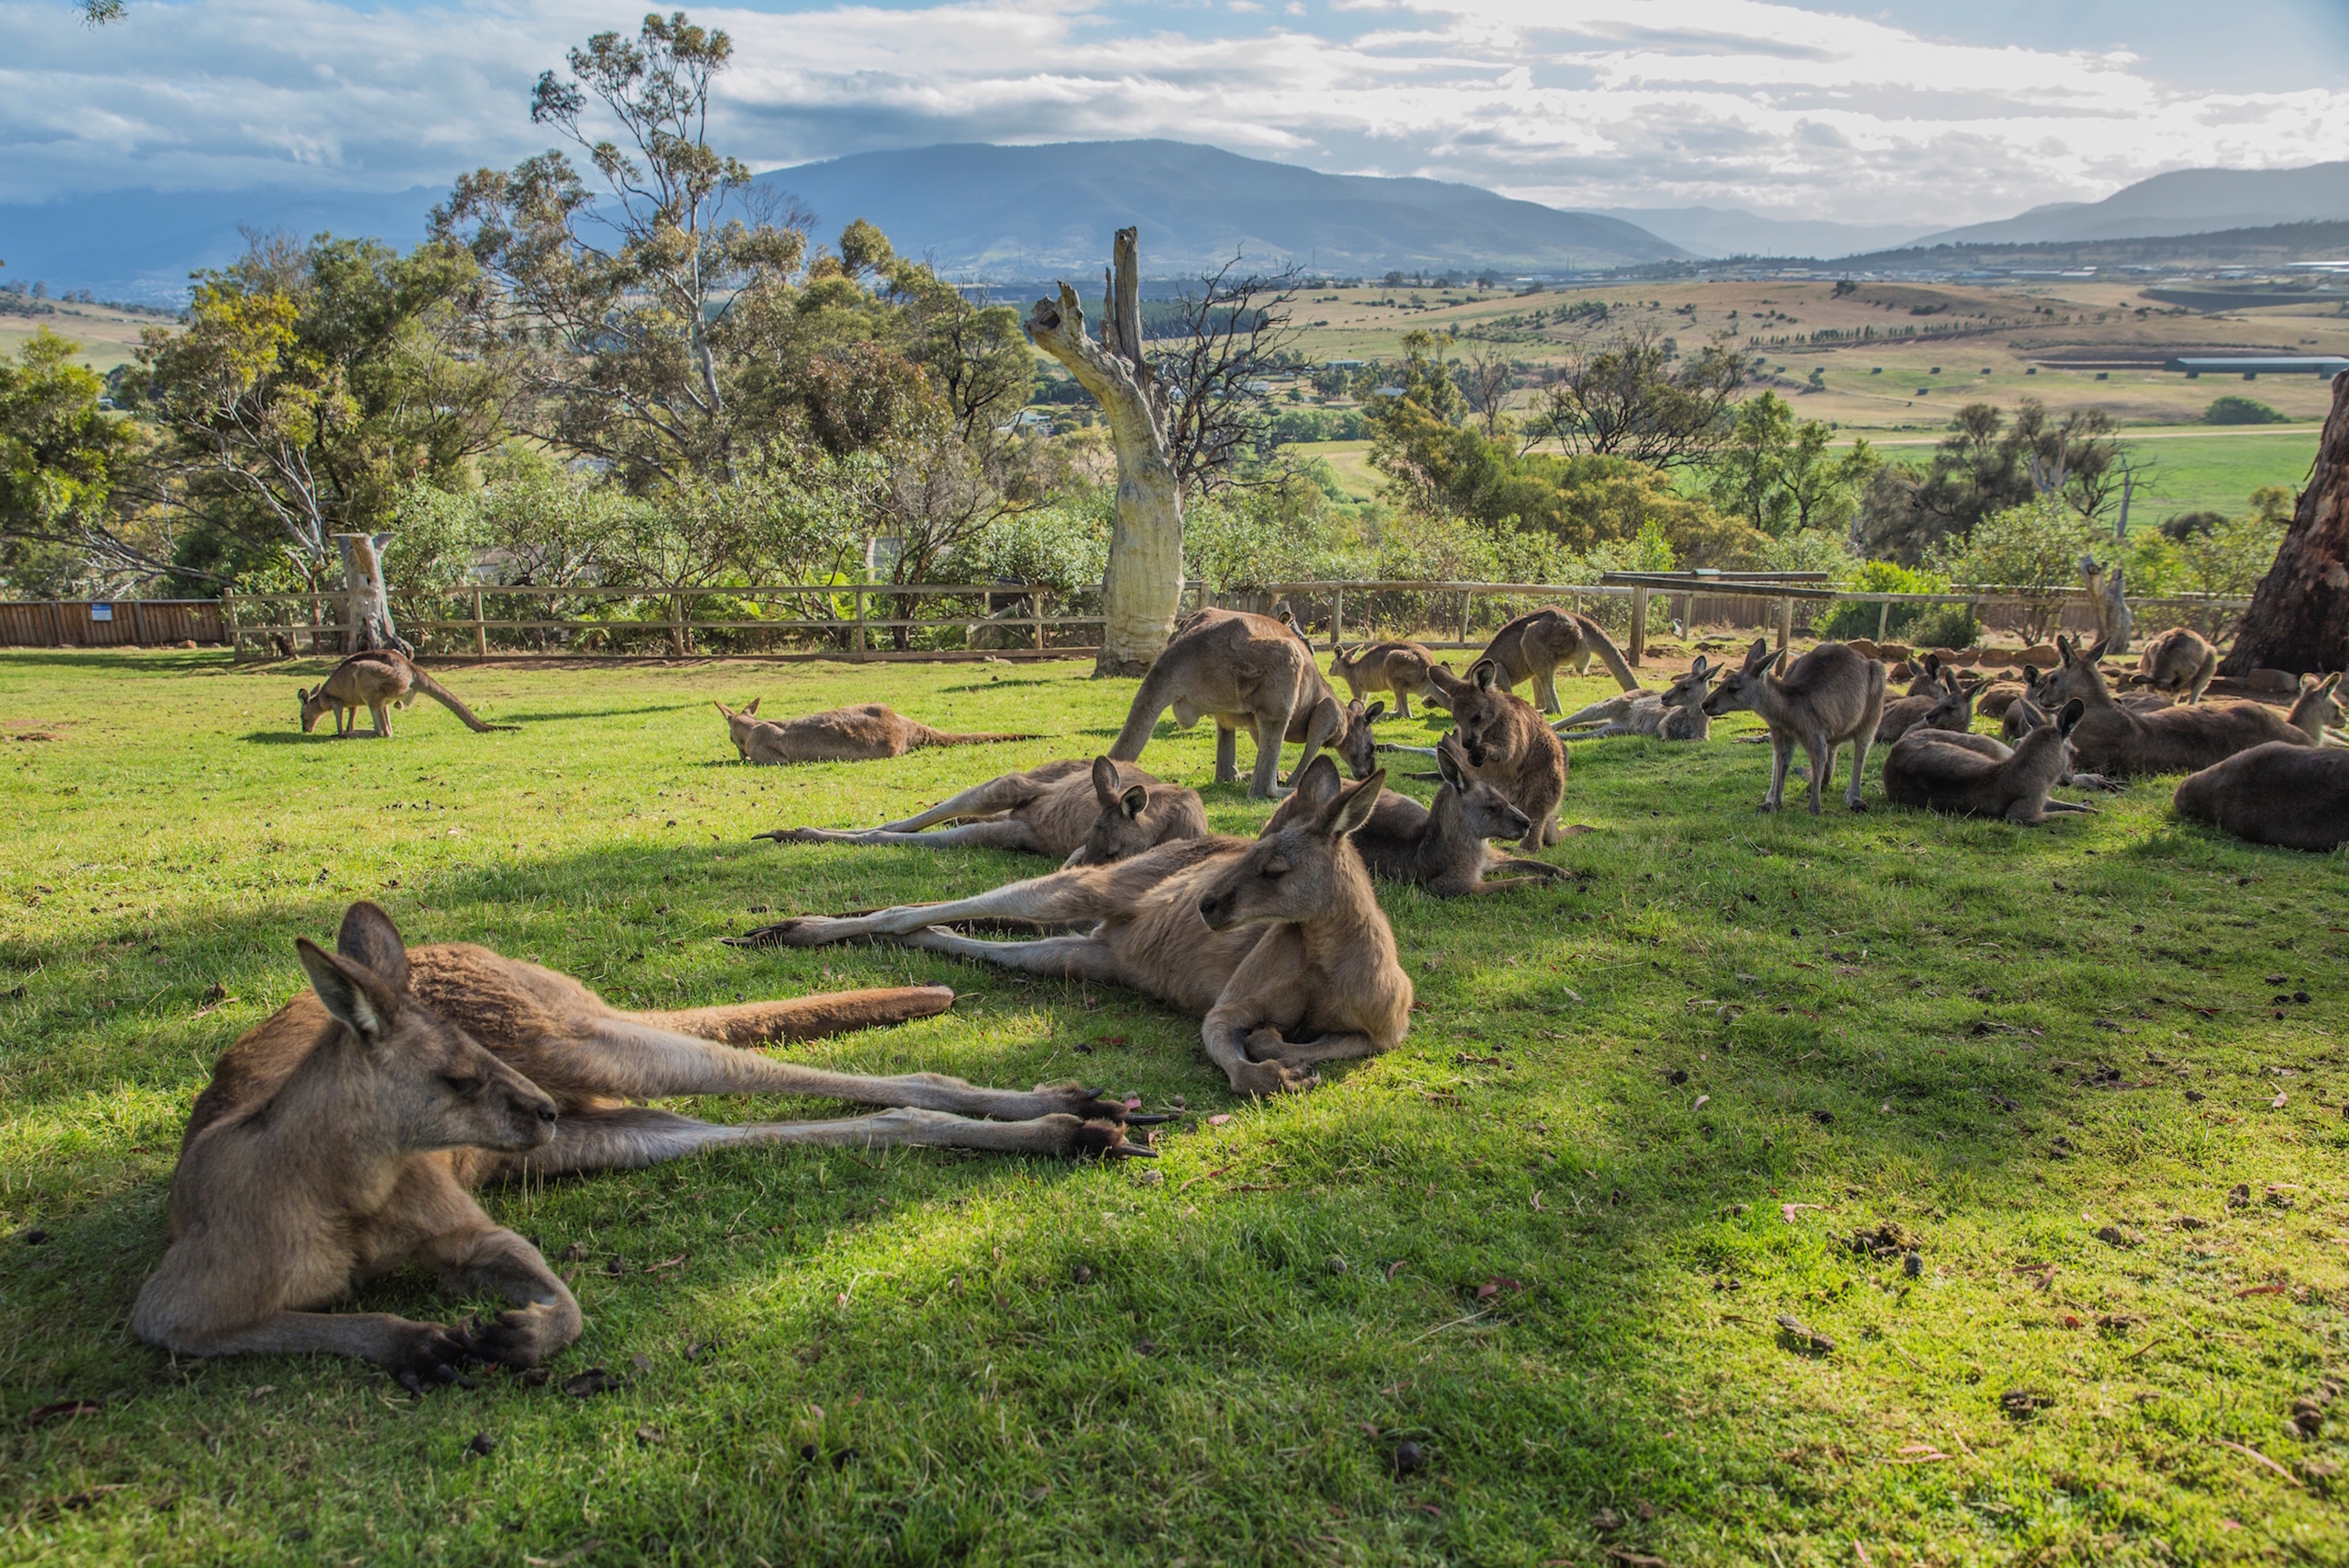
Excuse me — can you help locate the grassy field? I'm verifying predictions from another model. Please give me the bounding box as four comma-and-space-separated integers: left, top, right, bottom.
3, 649, 2347, 1566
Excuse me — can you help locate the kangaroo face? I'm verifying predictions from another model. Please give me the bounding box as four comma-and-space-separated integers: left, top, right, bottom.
1701, 639, 1781, 719
1663, 656, 1713, 711
298, 686, 330, 733
1334, 699, 1384, 779
1196, 770, 1384, 932
1445, 662, 1517, 770
1066, 757, 1163, 868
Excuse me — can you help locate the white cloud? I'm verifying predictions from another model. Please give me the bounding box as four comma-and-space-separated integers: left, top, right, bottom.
1, 0, 2343, 224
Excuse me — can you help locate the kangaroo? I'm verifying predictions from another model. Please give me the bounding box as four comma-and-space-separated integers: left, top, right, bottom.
715, 698, 1036, 764
1330, 641, 1451, 719
2130, 627, 2220, 705
1883, 700, 2097, 824
1699, 638, 1887, 814
1410, 659, 1568, 850
2286, 672, 2347, 744
2040, 636, 2312, 777
1276, 746, 1564, 896
760, 756, 1206, 867
299, 651, 514, 737
741, 773, 1413, 1098
1876, 668, 1983, 744
1553, 657, 1716, 741
1108, 607, 1351, 798
1477, 607, 1641, 714
2174, 741, 2349, 852
132, 903, 1152, 1384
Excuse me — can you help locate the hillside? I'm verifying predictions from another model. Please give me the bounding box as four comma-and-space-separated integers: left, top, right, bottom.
1828, 220, 2349, 274
1592, 207, 1931, 261
753, 141, 1687, 276
1913, 160, 2349, 247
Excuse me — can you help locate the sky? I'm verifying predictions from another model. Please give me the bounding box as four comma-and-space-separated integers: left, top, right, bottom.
5, 0, 2347, 223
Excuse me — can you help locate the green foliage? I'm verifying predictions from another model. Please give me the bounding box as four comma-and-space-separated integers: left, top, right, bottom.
1702, 392, 1878, 539
2127, 485, 2290, 606
944, 484, 1113, 590
1929, 497, 2102, 640
0, 326, 144, 593
1755, 528, 1859, 581
1903, 601, 1983, 651
1858, 399, 2120, 561
1813, 557, 1948, 640
2202, 395, 2289, 426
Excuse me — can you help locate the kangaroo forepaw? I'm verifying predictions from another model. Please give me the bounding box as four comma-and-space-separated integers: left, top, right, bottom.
463, 1300, 575, 1369
1228, 1059, 1317, 1097
388, 1323, 477, 1394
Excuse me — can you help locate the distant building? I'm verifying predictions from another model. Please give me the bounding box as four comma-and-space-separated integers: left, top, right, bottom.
2167, 355, 2349, 379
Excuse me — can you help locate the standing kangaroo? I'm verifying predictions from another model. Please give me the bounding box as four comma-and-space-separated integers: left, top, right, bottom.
1553, 657, 1716, 741
760, 756, 1206, 867
1330, 641, 1451, 719
2040, 636, 2312, 777
1278, 747, 1564, 897
742, 772, 1413, 1098
2174, 741, 2349, 852
1883, 700, 2097, 824
1108, 607, 1352, 798
2130, 627, 2219, 705
133, 903, 1152, 1384
299, 651, 513, 737
1700, 638, 1887, 814
715, 699, 1037, 763
1477, 607, 1640, 714
1414, 660, 1568, 851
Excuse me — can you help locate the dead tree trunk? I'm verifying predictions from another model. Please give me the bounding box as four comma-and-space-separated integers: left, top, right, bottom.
334, 532, 414, 656
2080, 553, 2131, 654
1024, 228, 1182, 677
2220, 369, 2349, 677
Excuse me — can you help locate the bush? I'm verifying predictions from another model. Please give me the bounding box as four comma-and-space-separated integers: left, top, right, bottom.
1904, 601, 1981, 651
1813, 558, 1947, 641
2203, 395, 2289, 426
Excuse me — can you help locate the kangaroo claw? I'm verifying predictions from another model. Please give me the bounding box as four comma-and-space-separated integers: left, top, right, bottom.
1106, 1141, 1159, 1159
1122, 1112, 1181, 1126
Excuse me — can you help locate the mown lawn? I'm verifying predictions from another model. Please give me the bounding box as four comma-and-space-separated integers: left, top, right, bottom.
2, 647, 2345, 1566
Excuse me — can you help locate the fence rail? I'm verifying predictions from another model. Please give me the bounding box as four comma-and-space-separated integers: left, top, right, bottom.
0, 580, 2257, 663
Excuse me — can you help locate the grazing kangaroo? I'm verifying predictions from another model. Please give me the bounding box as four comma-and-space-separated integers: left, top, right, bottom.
1883, 700, 2097, 824
1700, 638, 1887, 814
1276, 746, 1564, 896
1330, 640, 1451, 719
1108, 607, 1351, 798
2174, 742, 2349, 852
1876, 668, 1983, 744
133, 903, 1152, 1384
1413, 660, 1568, 850
1553, 657, 1716, 741
2040, 636, 2312, 777
1477, 607, 1640, 714
760, 756, 1206, 867
299, 651, 513, 737
2130, 627, 2219, 705
742, 772, 1413, 1098
715, 699, 1036, 764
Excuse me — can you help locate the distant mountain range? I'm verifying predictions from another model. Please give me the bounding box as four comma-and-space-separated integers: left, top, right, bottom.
751, 141, 1685, 276
1909, 161, 2349, 248
1589, 207, 1933, 261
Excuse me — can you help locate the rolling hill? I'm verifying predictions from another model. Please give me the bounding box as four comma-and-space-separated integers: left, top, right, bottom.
1912, 161, 2349, 247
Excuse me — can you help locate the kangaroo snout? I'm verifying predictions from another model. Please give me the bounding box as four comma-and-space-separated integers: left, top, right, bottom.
1197, 891, 1233, 930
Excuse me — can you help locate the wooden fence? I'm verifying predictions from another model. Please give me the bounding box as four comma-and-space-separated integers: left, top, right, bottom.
0, 599, 226, 648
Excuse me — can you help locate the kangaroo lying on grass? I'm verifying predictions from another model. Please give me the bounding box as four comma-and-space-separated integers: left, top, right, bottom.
2174, 741, 2349, 852
1398, 660, 1568, 850
740, 771, 1413, 1098
1477, 607, 1640, 714
760, 756, 1206, 867
1700, 638, 1887, 814
1883, 700, 2098, 824
1876, 667, 1983, 744
716, 699, 1036, 764
299, 651, 513, 737
1278, 744, 1564, 896
2130, 627, 2220, 705
133, 903, 1152, 1385
1109, 607, 1355, 798
2040, 636, 2317, 777
1553, 656, 1716, 741
1330, 640, 1451, 719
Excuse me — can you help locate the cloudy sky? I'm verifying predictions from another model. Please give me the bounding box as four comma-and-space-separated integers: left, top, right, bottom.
5, 0, 2347, 222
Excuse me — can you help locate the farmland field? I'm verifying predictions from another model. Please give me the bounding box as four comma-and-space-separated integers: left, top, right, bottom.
2, 649, 2345, 1566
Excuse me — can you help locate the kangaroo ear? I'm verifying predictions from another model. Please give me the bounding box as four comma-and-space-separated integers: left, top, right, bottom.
1363, 700, 1385, 723
2083, 638, 2107, 665
1471, 659, 1499, 692
2323, 672, 2344, 696
745, 697, 761, 715
2056, 698, 2086, 736
1436, 741, 1467, 793
1769, 650, 1791, 676
1319, 769, 1386, 839
335, 901, 410, 993
1291, 752, 1343, 813
1743, 636, 1770, 671
1690, 655, 1709, 678
295, 937, 400, 1044
1091, 755, 1120, 806
1120, 784, 1149, 820
1923, 652, 1940, 676
713, 699, 734, 719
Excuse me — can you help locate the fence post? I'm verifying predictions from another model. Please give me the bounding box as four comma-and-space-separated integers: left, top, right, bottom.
1875, 599, 1889, 643
1629, 586, 1649, 665
1033, 589, 1046, 652
1456, 590, 1472, 647
129, 600, 148, 646
1331, 587, 1344, 651
851, 589, 867, 661
1775, 594, 1794, 653
471, 587, 488, 658
221, 591, 240, 658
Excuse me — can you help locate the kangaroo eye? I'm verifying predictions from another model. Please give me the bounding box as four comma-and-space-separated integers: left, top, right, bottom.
442, 1074, 485, 1098
1262, 856, 1292, 878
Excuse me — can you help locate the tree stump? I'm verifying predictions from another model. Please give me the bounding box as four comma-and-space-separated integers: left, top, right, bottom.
334, 532, 414, 657
2220, 370, 2349, 677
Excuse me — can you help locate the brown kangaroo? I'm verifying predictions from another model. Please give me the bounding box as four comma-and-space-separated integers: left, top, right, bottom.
1108, 607, 1351, 798
2286, 672, 2347, 744
716, 698, 1037, 763
1330, 640, 1451, 719
132, 904, 1151, 1384
1413, 659, 1568, 850
760, 756, 1206, 867
1699, 638, 1887, 814
741, 772, 1413, 1098
1476, 607, 1640, 713
1876, 667, 1983, 744
299, 651, 514, 737
2041, 636, 2311, 777
2130, 627, 2219, 705
1276, 746, 1564, 897
1883, 700, 2097, 824
2174, 741, 2349, 852
1553, 656, 1716, 741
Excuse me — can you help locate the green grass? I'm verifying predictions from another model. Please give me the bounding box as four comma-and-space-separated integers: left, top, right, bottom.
1873, 427, 2322, 522
3, 649, 2347, 1566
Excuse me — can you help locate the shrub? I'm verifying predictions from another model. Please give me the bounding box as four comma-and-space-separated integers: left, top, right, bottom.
1905, 600, 1982, 651
1813, 558, 1947, 641
2203, 395, 2289, 426
1929, 498, 2102, 640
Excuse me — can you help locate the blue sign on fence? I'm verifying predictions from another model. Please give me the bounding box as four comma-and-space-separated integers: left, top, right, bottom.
90, 604, 113, 622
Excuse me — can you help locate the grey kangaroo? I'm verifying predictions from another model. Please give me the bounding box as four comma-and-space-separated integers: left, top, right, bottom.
762, 756, 1206, 867
1700, 638, 1888, 814
1882, 701, 2097, 825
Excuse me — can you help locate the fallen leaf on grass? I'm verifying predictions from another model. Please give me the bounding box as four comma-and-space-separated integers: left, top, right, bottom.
560, 1368, 618, 1397
1604, 1550, 1666, 1567
1207, 1114, 1232, 1126
2216, 1438, 2304, 1487
1781, 1203, 1823, 1224
1893, 1444, 1950, 1464
23, 1400, 100, 1428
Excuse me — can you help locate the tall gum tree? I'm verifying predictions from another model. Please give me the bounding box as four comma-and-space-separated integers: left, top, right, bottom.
2221, 369, 2349, 677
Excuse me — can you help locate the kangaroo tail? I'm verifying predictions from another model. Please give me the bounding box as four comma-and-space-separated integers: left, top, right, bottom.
407, 666, 516, 733
633, 984, 955, 1044
1572, 614, 1640, 692
915, 728, 1044, 748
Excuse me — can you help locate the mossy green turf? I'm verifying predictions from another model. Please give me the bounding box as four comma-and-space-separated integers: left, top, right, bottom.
2, 650, 2346, 1566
